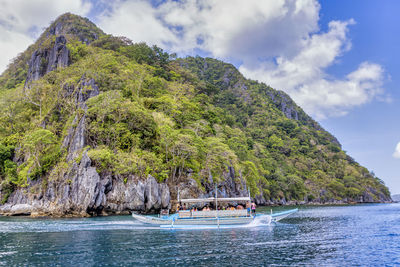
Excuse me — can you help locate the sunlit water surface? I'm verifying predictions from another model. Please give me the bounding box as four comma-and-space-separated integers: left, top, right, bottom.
1, 204, 400, 266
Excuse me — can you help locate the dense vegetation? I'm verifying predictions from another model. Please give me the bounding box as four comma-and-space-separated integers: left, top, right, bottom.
0, 13, 390, 205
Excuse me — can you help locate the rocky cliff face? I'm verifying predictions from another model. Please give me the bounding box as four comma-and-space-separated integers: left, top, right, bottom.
0, 152, 171, 216
0, 150, 255, 216
24, 13, 103, 88
1, 74, 173, 216
1, 159, 390, 216
62, 75, 99, 161
25, 36, 71, 87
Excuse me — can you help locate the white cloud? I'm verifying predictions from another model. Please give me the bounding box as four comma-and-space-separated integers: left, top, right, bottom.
0, 27, 33, 74
98, 0, 387, 120
98, 0, 178, 46
98, 0, 320, 59
393, 142, 400, 159
0, 0, 91, 73
240, 19, 386, 119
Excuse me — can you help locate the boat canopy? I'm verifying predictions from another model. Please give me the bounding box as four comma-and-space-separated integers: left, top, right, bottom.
179, 197, 250, 203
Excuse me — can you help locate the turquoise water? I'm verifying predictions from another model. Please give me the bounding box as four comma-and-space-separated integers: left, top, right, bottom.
1, 204, 400, 266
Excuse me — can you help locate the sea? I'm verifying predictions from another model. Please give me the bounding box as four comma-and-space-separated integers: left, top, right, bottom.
1, 203, 399, 266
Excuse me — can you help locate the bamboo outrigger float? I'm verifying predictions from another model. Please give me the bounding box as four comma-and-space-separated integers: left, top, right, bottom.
132, 186, 298, 227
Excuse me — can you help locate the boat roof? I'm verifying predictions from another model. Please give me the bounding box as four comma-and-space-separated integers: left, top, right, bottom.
179, 197, 250, 203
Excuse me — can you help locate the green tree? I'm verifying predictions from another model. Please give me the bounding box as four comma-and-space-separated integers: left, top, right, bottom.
203, 137, 237, 182
241, 161, 261, 196
23, 129, 57, 169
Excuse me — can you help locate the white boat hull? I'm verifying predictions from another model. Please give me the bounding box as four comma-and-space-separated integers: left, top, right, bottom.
132, 208, 298, 226
132, 213, 254, 226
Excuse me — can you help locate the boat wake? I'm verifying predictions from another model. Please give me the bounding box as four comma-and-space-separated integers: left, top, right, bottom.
245, 214, 272, 227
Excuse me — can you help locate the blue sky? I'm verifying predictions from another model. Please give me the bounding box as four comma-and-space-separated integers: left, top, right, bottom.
0, 0, 399, 194
318, 0, 400, 194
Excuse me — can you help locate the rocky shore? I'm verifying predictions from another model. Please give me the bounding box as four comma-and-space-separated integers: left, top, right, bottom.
0, 161, 391, 217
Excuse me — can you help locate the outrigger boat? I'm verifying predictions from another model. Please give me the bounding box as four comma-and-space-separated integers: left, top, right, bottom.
132, 188, 298, 227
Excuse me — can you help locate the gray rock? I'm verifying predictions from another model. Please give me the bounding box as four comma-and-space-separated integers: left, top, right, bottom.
62, 115, 78, 149
63, 76, 99, 161
25, 35, 71, 87
66, 115, 86, 161
144, 175, 162, 211
202, 170, 248, 200
25, 50, 46, 85
51, 22, 64, 36
61, 184, 70, 203
10, 204, 35, 215
70, 152, 100, 208
255, 194, 267, 205
160, 184, 170, 209
46, 35, 70, 73
62, 83, 75, 98
0, 204, 12, 214
362, 191, 374, 203
45, 184, 56, 202
76, 76, 99, 105
105, 176, 146, 212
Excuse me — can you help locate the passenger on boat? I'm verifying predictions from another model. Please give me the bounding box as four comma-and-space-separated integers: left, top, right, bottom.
237, 205, 244, 210
246, 202, 251, 215
251, 202, 256, 215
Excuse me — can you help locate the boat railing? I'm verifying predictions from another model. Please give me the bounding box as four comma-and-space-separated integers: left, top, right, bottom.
178, 210, 192, 218
178, 209, 249, 218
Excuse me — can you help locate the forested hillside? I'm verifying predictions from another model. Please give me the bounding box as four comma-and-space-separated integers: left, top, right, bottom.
0, 13, 390, 216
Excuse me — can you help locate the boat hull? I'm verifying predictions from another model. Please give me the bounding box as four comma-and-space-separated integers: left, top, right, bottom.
132, 208, 298, 226
132, 213, 254, 226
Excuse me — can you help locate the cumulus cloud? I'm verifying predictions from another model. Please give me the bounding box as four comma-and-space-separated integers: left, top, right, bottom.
98, 0, 320, 60
393, 142, 400, 159
98, 0, 387, 120
97, 0, 178, 46
240, 19, 385, 119
0, 0, 91, 73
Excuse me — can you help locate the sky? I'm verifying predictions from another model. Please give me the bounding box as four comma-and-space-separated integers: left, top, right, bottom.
0, 0, 399, 194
